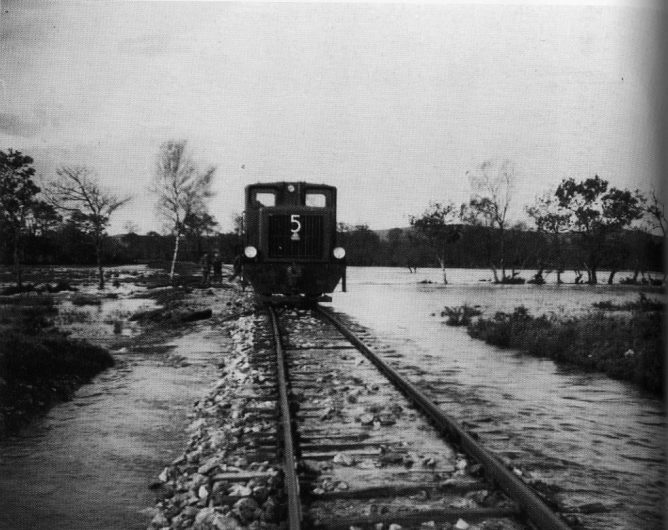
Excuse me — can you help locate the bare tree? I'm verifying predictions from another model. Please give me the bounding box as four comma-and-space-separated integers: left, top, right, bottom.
151, 140, 215, 281
466, 159, 515, 282
644, 189, 666, 237
47, 166, 131, 289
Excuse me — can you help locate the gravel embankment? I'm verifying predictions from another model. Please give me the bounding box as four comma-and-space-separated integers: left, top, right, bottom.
146, 308, 287, 530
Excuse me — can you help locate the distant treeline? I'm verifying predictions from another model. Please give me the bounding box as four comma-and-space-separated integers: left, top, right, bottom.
0, 227, 242, 267
1, 148, 664, 287
338, 224, 662, 278
2, 222, 661, 280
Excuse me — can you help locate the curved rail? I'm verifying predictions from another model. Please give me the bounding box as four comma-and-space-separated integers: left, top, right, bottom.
315, 305, 571, 530
267, 306, 302, 530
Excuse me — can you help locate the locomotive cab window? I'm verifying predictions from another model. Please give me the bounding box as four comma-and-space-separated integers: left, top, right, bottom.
305, 192, 328, 208
254, 191, 276, 207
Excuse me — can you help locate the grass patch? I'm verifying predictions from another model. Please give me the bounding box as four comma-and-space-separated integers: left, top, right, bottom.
0, 294, 114, 436
467, 306, 664, 396
0, 299, 56, 334
0, 333, 114, 382
57, 308, 93, 325
592, 292, 664, 312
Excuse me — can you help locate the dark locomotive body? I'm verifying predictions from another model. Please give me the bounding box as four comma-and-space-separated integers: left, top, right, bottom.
241, 182, 346, 301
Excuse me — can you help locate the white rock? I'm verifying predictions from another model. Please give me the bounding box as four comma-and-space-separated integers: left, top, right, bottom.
150, 512, 168, 527
187, 418, 207, 432
228, 484, 252, 496
454, 518, 470, 530
359, 413, 374, 425
333, 453, 355, 466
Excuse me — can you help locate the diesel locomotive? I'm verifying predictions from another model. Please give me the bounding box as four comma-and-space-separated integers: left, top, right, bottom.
240, 181, 346, 303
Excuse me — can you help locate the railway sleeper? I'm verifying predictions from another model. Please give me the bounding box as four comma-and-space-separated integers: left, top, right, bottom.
308, 507, 523, 529
303, 480, 489, 500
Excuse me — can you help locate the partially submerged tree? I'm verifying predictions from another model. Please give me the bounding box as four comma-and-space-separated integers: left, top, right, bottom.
526, 191, 571, 284
0, 149, 40, 288
409, 201, 461, 284
47, 165, 131, 289
465, 159, 515, 282
151, 140, 216, 281
555, 175, 644, 284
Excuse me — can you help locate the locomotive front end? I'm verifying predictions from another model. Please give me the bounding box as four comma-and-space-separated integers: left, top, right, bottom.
242, 182, 346, 301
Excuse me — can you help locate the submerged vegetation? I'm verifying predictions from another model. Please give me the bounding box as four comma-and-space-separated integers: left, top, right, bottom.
0, 296, 114, 435
441, 304, 482, 326
446, 303, 664, 396
592, 292, 664, 312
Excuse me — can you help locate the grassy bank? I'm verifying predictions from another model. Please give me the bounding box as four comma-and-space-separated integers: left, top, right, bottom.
0, 296, 114, 435
458, 305, 663, 396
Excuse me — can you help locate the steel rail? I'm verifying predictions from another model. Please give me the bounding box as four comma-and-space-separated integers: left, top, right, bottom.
315, 306, 571, 530
267, 306, 302, 530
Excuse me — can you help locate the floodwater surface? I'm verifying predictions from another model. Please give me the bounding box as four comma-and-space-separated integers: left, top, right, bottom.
328, 267, 665, 529
0, 266, 663, 529
0, 293, 225, 530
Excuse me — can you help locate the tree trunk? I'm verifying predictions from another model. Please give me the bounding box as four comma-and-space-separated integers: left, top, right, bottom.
490, 264, 499, 283
437, 257, 448, 285
12, 230, 22, 289
96, 235, 104, 290
499, 225, 506, 281
170, 233, 181, 282
587, 266, 598, 285
607, 269, 617, 285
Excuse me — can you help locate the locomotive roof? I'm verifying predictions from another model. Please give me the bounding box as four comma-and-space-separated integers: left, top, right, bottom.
246, 181, 336, 190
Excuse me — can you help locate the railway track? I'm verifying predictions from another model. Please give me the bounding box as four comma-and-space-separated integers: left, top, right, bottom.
262, 304, 572, 530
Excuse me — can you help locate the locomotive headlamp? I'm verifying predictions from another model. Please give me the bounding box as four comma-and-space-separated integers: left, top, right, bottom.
244, 246, 258, 259
333, 247, 346, 259
287, 184, 295, 192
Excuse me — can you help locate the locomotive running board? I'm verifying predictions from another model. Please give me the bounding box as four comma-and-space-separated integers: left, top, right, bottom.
256, 294, 331, 306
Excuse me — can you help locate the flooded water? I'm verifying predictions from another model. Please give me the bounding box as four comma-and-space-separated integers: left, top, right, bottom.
0, 293, 226, 530
328, 267, 666, 529
0, 266, 663, 528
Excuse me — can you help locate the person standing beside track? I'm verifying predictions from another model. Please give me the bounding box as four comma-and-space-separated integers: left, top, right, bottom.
211, 250, 223, 284
200, 252, 211, 287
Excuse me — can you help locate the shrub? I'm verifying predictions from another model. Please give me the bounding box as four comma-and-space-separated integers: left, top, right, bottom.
592, 293, 664, 312
466, 306, 664, 396
0, 332, 114, 383
441, 304, 482, 326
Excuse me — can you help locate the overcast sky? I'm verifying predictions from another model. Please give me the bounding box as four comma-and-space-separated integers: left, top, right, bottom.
0, 0, 664, 233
